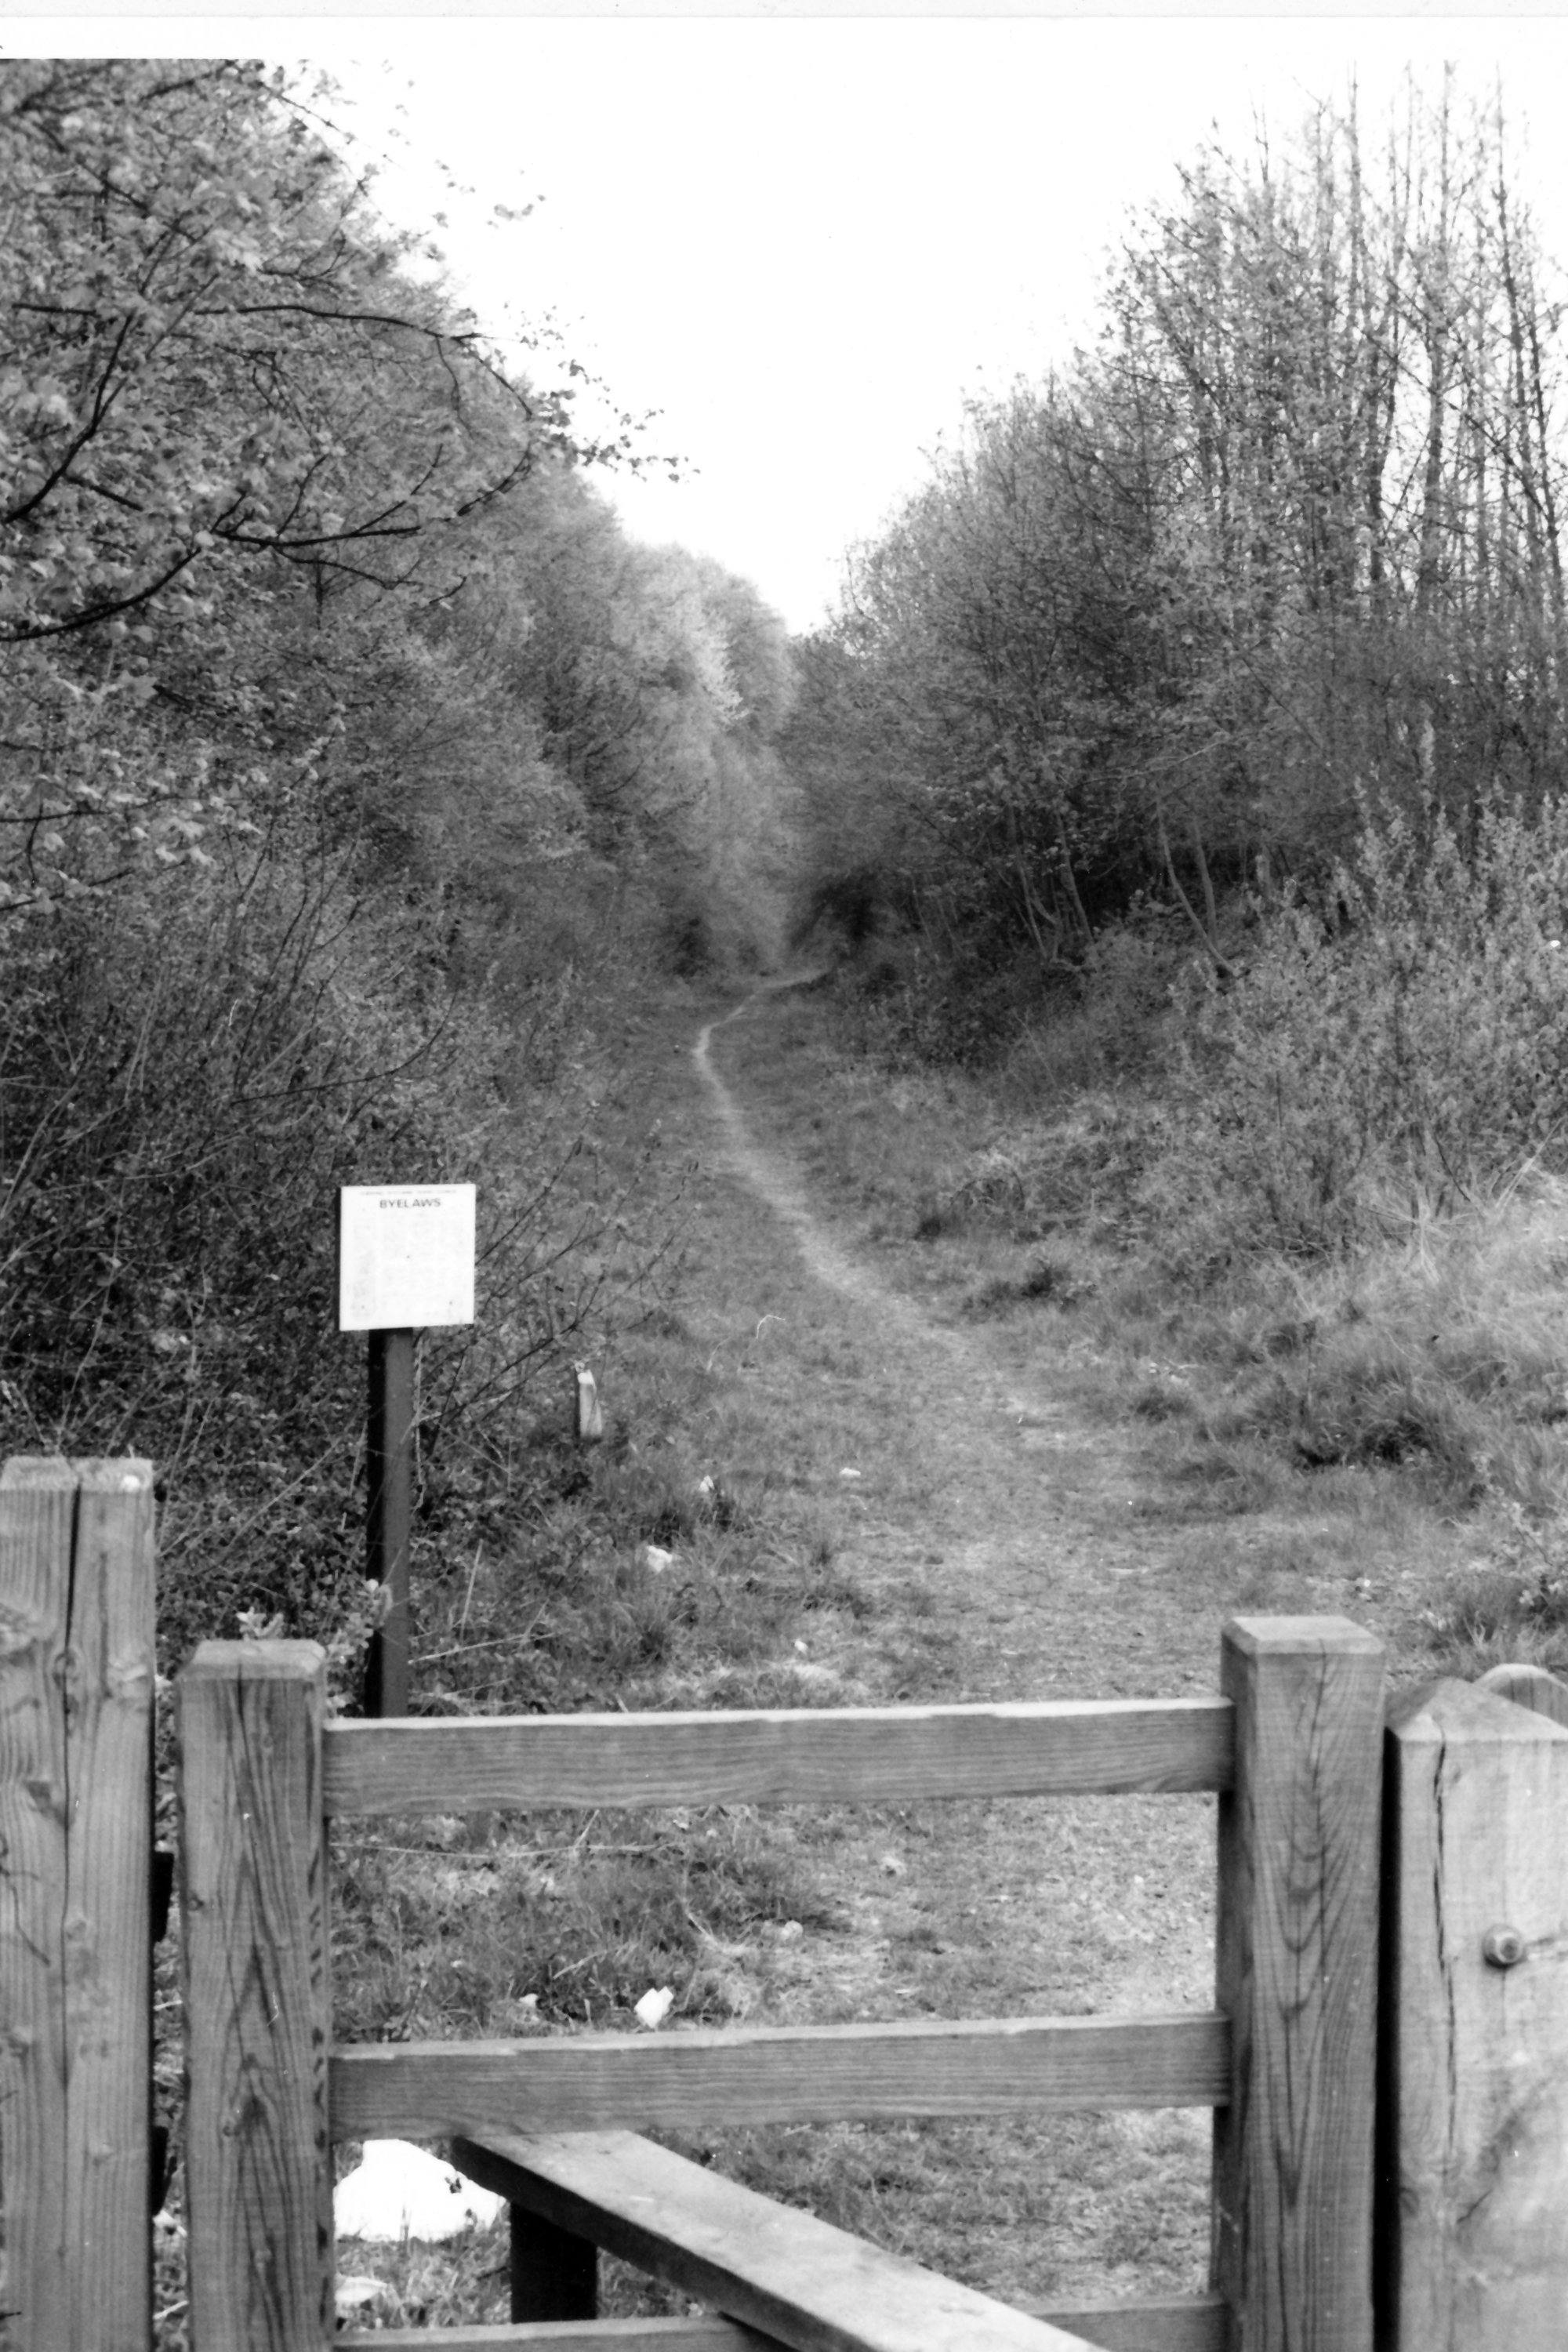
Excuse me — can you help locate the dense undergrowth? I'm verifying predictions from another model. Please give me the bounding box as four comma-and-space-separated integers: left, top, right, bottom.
2, 820, 694, 1690
1, 59, 800, 1698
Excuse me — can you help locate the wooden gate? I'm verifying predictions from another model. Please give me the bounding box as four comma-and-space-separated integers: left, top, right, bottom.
178, 1621, 1384, 2351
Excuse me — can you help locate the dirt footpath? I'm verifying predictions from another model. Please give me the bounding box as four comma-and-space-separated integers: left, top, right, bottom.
678, 982, 1229, 2310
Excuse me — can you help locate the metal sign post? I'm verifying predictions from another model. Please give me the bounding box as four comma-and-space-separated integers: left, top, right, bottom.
339, 1185, 476, 1717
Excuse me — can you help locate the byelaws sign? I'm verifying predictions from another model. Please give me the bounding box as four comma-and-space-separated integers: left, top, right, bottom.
338, 1183, 477, 1718
338, 1184, 476, 1330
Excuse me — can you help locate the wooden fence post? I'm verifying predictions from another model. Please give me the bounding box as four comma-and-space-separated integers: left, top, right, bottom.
1381, 1675, 1568, 2348
1212, 1616, 1385, 2352
509, 2206, 598, 2321
0, 1456, 156, 2351
180, 1639, 333, 2352
363, 1327, 414, 1719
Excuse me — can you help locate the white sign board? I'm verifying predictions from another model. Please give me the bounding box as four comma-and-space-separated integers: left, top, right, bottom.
339, 1185, 476, 1331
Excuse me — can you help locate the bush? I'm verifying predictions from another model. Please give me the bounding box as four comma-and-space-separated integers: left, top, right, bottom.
0, 809, 673, 1680
1149, 793, 1568, 1261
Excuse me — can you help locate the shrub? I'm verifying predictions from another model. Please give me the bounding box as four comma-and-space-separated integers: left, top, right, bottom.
0, 808, 673, 1679
1150, 793, 1568, 1260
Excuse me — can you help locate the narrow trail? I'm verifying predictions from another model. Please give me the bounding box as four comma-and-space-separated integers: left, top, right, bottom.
693, 988, 899, 1316
692, 979, 1206, 1697
696, 989, 1111, 1468
682, 978, 1223, 2307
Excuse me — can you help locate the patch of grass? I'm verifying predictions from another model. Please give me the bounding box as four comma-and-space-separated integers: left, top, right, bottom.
1127, 1371, 1199, 1423
964, 1252, 1088, 1319
408, 1515, 804, 1717
328, 2218, 512, 2332
1149, 1436, 1303, 1520
1067, 1178, 1568, 1537
332, 1805, 841, 2043
1418, 1563, 1568, 1680
1192, 1357, 1486, 1492
1420, 1478, 1568, 1681
913, 1192, 965, 1241
1019, 1254, 1081, 1304
659, 2105, 1207, 2310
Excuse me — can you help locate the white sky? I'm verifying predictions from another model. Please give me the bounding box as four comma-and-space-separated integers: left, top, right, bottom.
7, 18, 1568, 633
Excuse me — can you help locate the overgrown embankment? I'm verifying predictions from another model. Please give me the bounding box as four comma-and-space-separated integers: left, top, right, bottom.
788, 795, 1568, 1689
141, 918, 1568, 2339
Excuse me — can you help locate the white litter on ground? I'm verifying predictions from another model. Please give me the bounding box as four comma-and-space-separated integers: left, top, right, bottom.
334, 2139, 505, 2242
633, 1984, 675, 2030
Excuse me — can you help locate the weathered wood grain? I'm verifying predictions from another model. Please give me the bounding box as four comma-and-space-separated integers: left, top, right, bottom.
64, 1462, 157, 2349
1382, 1677, 1568, 2348
0, 1457, 155, 2351
339, 2323, 773, 2352
337, 2292, 1228, 2350
334, 2010, 1229, 2139
0, 1458, 77, 2346
1025, 2298, 1228, 2352
364, 1326, 415, 1718
453, 2127, 1104, 2352
322, 1697, 1233, 1817
1475, 1659, 1568, 1727
336, 2309, 1227, 2352
1210, 1616, 1383, 2352
180, 1639, 334, 2352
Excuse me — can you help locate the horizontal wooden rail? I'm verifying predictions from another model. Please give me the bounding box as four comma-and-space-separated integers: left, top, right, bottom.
1029, 2298, 1228, 2352
338, 2307, 1229, 2352
338, 2326, 771, 2352
322, 1697, 1233, 1816
333, 2009, 1229, 2138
